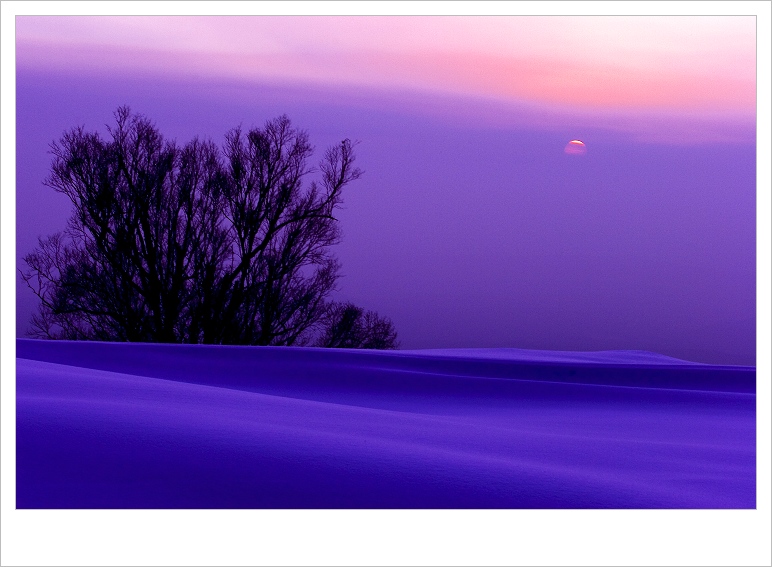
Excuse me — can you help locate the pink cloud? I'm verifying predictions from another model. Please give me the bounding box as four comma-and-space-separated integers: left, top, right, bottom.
345, 49, 755, 114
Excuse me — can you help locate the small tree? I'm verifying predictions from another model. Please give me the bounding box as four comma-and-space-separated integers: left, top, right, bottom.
21, 107, 397, 348
317, 302, 399, 349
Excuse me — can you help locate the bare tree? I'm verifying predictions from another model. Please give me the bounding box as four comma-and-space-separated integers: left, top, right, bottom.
21, 107, 397, 348
317, 302, 399, 349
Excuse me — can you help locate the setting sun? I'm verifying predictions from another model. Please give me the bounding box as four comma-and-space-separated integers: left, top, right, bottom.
564, 139, 587, 155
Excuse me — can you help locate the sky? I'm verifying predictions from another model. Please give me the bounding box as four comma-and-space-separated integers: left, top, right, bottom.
13, 13, 759, 364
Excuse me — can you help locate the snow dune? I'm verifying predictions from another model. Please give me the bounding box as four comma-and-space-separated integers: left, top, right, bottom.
16, 339, 755, 508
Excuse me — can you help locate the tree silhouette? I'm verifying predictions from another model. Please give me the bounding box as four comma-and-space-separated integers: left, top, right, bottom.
21, 107, 397, 348
317, 302, 399, 349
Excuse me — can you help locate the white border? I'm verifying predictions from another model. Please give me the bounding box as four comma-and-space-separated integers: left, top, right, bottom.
3, 2, 770, 566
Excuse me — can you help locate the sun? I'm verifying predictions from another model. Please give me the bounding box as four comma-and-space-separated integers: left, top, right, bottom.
564, 140, 587, 155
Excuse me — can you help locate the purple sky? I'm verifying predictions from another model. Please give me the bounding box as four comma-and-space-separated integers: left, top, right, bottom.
14, 16, 758, 364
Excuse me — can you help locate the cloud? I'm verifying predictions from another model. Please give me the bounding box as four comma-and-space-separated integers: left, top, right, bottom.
15, 16, 756, 145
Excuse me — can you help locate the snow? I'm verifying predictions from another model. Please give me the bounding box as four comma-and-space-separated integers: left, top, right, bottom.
16, 339, 755, 508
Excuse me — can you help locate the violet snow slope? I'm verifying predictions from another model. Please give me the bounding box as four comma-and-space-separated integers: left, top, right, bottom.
16, 339, 755, 509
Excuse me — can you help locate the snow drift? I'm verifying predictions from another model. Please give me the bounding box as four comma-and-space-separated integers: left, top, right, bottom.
16, 339, 755, 508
